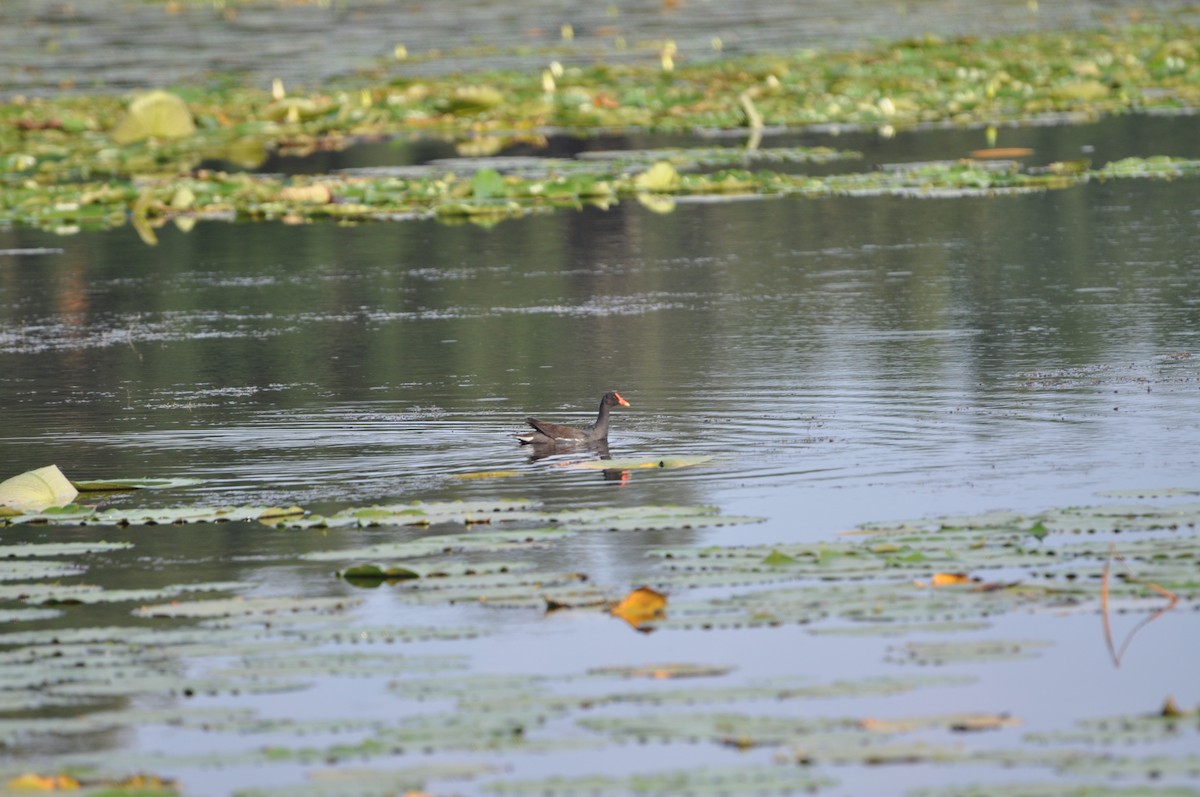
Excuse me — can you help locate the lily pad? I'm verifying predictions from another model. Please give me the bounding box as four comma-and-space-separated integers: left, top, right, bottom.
913, 784, 1200, 797
560, 455, 714, 470
0, 541, 132, 558
588, 663, 735, 680
888, 639, 1053, 665
236, 763, 502, 797
133, 595, 360, 619
0, 561, 87, 582
71, 477, 203, 492
484, 764, 835, 795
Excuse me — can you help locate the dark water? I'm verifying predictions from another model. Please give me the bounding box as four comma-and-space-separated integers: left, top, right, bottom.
2, 117, 1200, 794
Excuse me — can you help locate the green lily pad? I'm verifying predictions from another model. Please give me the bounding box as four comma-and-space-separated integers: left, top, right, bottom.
888, 639, 1053, 665
303, 529, 572, 562
0, 560, 87, 582
27, 580, 244, 606
0, 607, 62, 623
913, 783, 1200, 797
809, 620, 992, 637
1096, 487, 1200, 499
71, 477, 204, 492
484, 764, 836, 795
236, 763, 502, 797
588, 663, 735, 680
0, 541, 132, 558
211, 651, 467, 681
133, 595, 360, 619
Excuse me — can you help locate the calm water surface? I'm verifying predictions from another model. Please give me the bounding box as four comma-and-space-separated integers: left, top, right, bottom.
3, 120, 1199, 539
4, 0, 1197, 95
1, 117, 1199, 794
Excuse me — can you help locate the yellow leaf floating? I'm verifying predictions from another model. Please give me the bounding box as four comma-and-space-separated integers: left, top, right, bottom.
110, 90, 195, 145
611, 586, 667, 629
560, 456, 713, 471
278, 184, 334, 204
453, 470, 521, 480
257, 506, 306, 522
633, 161, 681, 193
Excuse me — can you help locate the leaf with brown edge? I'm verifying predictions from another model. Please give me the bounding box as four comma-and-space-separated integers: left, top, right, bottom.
859, 712, 1020, 733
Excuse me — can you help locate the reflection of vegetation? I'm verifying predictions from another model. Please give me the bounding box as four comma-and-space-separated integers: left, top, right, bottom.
2, 22, 1198, 233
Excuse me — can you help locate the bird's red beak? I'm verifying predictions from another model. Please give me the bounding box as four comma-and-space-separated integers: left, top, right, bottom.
614, 392, 630, 407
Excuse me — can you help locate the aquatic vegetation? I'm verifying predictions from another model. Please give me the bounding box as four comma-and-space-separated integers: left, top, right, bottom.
2, 22, 1199, 235
0, 484, 1196, 794
3, 150, 1199, 235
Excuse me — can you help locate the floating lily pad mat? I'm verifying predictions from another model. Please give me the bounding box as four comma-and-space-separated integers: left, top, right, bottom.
4, 20, 1200, 233
0, 491, 1196, 796
910, 784, 1200, 797
483, 765, 838, 796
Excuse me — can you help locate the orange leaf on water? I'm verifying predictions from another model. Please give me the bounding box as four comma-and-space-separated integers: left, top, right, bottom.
5, 773, 80, 791
611, 586, 667, 629
969, 147, 1034, 159
914, 572, 971, 588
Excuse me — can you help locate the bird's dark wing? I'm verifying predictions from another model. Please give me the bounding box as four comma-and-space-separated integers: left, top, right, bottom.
525, 416, 588, 441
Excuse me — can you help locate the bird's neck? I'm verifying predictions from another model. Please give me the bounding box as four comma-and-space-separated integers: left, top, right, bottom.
591, 399, 611, 433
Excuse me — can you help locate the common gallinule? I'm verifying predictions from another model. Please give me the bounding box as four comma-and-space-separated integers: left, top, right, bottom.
514, 391, 631, 444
